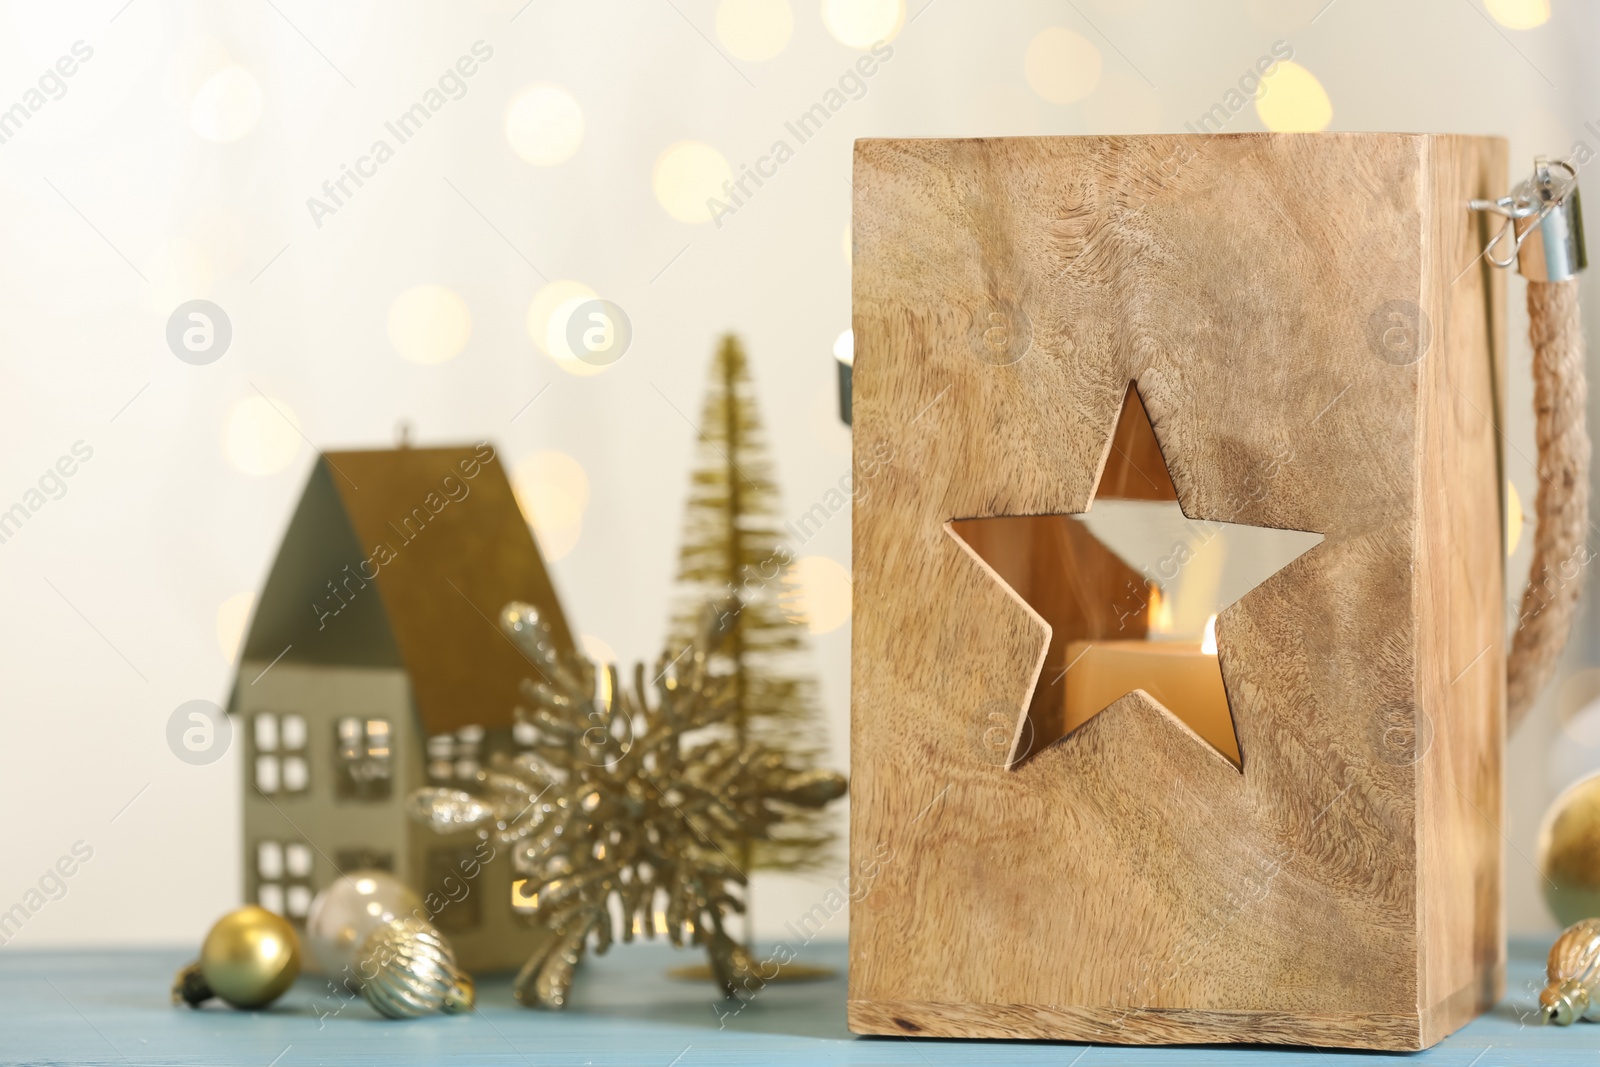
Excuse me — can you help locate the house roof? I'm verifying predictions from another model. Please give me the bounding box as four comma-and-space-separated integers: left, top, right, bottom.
235, 443, 576, 737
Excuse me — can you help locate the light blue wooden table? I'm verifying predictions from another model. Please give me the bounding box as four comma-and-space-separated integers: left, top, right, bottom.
0, 937, 1591, 1065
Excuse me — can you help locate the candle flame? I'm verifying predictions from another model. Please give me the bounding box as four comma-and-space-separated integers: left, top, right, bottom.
1148, 584, 1174, 634
1202, 614, 1218, 655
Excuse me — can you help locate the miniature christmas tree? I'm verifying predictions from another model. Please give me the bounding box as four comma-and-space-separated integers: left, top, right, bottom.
666, 334, 837, 872
407, 601, 846, 1008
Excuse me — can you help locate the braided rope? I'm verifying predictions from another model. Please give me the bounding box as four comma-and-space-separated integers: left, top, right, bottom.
1508, 278, 1590, 733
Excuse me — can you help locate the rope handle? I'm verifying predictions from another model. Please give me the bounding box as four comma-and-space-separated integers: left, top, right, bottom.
1475, 158, 1590, 733
1507, 279, 1589, 732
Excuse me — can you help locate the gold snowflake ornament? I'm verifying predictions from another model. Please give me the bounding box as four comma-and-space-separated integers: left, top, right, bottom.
407, 599, 846, 1008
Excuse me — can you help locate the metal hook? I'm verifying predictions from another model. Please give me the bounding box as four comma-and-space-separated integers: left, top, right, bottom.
1471, 157, 1586, 280
1487, 214, 1529, 269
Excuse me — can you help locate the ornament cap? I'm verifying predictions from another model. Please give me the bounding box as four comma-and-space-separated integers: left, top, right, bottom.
443, 972, 475, 1014
170, 960, 211, 1008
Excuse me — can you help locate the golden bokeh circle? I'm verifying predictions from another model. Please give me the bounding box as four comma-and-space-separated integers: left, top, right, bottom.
224, 396, 301, 477
506, 83, 584, 165
821, 0, 903, 48
716, 0, 794, 61
1023, 27, 1103, 105
653, 141, 733, 224
388, 285, 472, 365
1254, 61, 1332, 133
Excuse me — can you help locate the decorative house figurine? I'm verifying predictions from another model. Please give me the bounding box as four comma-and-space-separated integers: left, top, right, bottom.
848, 134, 1526, 1051
228, 443, 576, 973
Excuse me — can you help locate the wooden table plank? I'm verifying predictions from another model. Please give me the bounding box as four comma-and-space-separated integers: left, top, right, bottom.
0, 937, 1583, 1065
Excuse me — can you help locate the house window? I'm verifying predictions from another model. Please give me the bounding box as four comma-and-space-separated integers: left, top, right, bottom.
426, 735, 452, 781
253, 713, 308, 795
427, 725, 485, 783
255, 839, 314, 921
335, 717, 393, 800
334, 848, 394, 873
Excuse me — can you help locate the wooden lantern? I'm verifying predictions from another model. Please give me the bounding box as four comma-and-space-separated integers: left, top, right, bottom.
848, 134, 1508, 1051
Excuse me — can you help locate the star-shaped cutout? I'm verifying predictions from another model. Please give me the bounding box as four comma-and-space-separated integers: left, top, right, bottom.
950, 383, 1322, 770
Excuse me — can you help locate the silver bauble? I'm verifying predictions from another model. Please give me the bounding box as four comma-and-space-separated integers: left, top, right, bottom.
305, 870, 423, 978
355, 917, 474, 1019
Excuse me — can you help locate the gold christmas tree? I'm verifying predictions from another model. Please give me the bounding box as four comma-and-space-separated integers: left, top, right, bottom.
407, 601, 846, 1008
667, 334, 838, 872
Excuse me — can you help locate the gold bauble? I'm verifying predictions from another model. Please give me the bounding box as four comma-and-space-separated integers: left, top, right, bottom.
193, 905, 302, 1009
1539, 772, 1600, 926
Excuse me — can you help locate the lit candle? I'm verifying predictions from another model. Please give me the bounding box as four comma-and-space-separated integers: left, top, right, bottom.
1062, 615, 1239, 766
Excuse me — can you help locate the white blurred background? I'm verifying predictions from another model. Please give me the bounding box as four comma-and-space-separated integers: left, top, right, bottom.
0, 0, 1596, 947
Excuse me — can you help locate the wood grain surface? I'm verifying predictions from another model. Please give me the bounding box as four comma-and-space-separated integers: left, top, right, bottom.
0, 939, 1582, 1066
849, 133, 1507, 1050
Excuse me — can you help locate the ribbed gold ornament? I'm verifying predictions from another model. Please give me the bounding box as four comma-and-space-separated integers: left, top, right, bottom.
1540, 917, 1600, 1025
355, 918, 474, 1019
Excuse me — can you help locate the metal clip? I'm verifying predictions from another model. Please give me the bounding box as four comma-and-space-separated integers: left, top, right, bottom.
1471, 157, 1587, 281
